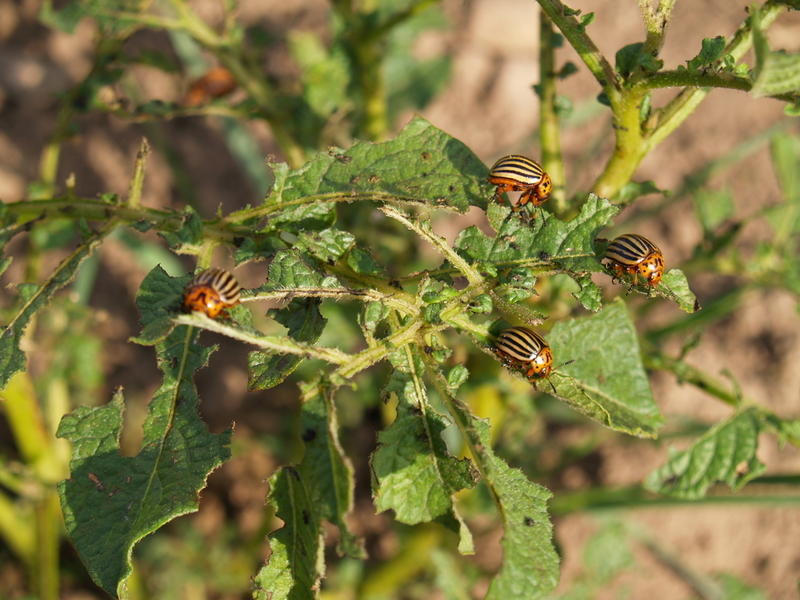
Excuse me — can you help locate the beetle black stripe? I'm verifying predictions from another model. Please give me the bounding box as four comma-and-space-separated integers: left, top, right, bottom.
496, 327, 548, 361
192, 268, 241, 302
605, 234, 659, 266
490, 155, 544, 184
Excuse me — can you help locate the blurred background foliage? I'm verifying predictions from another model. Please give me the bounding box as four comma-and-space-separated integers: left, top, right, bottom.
1, 0, 800, 598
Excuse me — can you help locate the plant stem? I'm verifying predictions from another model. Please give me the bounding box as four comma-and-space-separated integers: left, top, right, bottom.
550, 482, 800, 514
245, 286, 419, 316
638, 534, 724, 600
535, 0, 621, 100
126, 138, 150, 208
173, 314, 351, 364
590, 0, 786, 199
379, 206, 484, 286
642, 350, 740, 408
335, 317, 424, 379
538, 14, 567, 214
639, 0, 676, 56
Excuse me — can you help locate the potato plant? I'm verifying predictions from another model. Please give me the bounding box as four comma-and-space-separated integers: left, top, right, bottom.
1, 1, 800, 598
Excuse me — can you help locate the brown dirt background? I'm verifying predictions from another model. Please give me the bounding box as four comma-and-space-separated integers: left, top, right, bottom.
1, 0, 800, 598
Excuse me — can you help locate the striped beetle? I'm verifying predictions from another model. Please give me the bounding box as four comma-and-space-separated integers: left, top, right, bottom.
488, 155, 552, 219
493, 326, 553, 381
603, 233, 664, 287
182, 267, 241, 318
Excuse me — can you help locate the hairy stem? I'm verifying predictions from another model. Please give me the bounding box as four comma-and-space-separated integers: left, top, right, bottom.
538, 14, 567, 213
591, 0, 786, 199
174, 314, 352, 364
535, 0, 621, 101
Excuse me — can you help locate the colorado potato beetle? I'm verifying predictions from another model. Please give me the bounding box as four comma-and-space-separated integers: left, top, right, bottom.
488, 155, 552, 218
493, 326, 553, 381
182, 267, 241, 318
603, 233, 665, 287
183, 67, 237, 107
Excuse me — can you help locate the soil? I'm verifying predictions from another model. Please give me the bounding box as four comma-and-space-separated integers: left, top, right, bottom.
1, 0, 799, 598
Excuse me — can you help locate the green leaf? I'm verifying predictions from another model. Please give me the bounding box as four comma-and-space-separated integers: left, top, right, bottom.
456, 194, 618, 277
751, 7, 800, 97
373, 370, 476, 523
615, 43, 662, 78
582, 521, 633, 584
659, 268, 700, 313
248, 298, 326, 390
289, 31, 350, 120
57, 327, 231, 597
693, 188, 734, 232
40, 0, 147, 35
296, 228, 356, 263
359, 301, 389, 339
130, 266, 189, 346
571, 275, 603, 312
686, 36, 726, 72
159, 207, 204, 252
297, 381, 363, 557
547, 299, 663, 438
0, 227, 110, 389
248, 251, 328, 390
645, 407, 765, 499
613, 180, 666, 206
253, 467, 323, 600
441, 395, 558, 598
264, 117, 491, 224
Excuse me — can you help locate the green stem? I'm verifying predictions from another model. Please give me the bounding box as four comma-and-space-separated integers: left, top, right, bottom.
126, 138, 150, 208
379, 206, 484, 286
3, 197, 256, 242
591, 86, 649, 199
356, 41, 388, 141
245, 286, 419, 316
33, 493, 60, 600
335, 317, 424, 379
173, 314, 352, 364
535, 0, 621, 100
642, 350, 740, 408
551, 482, 800, 515
639, 0, 676, 56
538, 14, 567, 213
648, 0, 784, 150
591, 0, 786, 199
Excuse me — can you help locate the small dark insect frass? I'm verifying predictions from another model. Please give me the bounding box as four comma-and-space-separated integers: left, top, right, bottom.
182, 268, 241, 318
